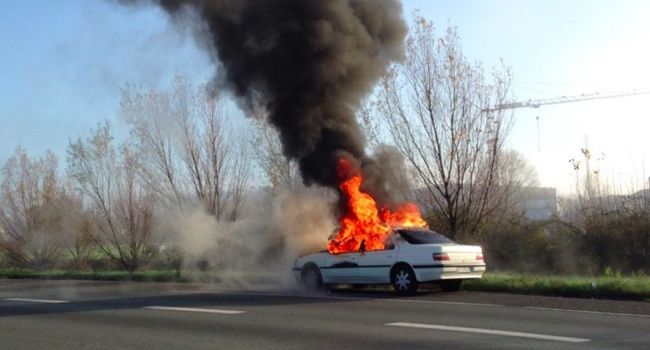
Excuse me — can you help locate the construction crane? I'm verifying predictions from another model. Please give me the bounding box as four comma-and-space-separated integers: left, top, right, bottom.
482, 88, 650, 152
482, 88, 650, 113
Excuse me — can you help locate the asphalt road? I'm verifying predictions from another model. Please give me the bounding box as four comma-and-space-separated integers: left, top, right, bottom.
1, 280, 649, 349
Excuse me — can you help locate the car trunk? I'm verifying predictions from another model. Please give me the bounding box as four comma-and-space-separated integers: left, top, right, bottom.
436, 244, 483, 266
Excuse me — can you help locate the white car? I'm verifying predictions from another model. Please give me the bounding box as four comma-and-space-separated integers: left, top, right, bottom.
293, 228, 486, 295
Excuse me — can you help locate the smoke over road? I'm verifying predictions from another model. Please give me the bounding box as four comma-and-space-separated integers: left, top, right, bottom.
120, 0, 407, 202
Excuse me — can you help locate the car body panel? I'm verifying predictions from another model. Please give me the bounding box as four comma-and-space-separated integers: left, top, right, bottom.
352, 248, 397, 283
293, 230, 486, 285
321, 252, 359, 283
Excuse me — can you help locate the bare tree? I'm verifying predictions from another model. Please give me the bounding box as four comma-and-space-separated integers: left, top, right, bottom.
122, 76, 251, 221
67, 122, 155, 272
487, 150, 539, 228
0, 147, 66, 269
60, 194, 94, 270
566, 148, 650, 273
376, 18, 513, 239
497, 150, 539, 205
357, 95, 383, 151
251, 117, 300, 193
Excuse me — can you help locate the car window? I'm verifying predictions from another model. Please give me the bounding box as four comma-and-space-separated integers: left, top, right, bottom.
397, 229, 455, 244
355, 238, 394, 252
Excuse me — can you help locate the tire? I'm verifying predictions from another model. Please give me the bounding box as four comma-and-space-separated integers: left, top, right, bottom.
438, 279, 463, 292
301, 264, 323, 291
390, 264, 418, 295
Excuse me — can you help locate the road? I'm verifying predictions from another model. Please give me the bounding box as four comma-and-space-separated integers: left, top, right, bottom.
1, 280, 649, 349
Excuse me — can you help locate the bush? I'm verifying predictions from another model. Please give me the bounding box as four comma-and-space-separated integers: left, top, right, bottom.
480, 208, 650, 276
88, 255, 116, 272
0, 249, 8, 269
147, 246, 183, 278
582, 211, 650, 274
481, 216, 588, 275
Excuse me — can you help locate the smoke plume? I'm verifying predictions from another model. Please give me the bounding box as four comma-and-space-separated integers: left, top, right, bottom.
166, 188, 336, 287
120, 0, 407, 201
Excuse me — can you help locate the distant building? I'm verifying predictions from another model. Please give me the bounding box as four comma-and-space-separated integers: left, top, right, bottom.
413, 185, 559, 222
517, 187, 558, 221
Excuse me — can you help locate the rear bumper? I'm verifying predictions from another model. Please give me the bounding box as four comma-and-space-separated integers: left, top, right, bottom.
412, 264, 486, 282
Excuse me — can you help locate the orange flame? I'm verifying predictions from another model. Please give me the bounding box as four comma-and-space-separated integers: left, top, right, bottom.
327, 159, 427, 254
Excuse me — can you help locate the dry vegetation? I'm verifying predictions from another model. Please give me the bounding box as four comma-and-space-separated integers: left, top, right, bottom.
1, 17, 648, 285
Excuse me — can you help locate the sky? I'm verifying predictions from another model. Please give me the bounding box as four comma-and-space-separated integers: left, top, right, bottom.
1, 0, 649, 194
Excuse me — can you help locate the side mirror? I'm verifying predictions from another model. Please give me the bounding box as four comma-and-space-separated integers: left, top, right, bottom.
358, 240, 366, 253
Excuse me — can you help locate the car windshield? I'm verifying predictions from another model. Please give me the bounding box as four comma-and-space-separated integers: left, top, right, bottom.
397, 229, 455, 245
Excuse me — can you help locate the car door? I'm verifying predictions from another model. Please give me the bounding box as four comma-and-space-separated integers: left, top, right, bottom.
353, 238, 398, 283
320, 252, 358, 283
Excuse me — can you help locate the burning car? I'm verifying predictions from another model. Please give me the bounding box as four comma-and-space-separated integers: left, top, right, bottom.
293, 228, 485, 295
291, 157, 485, 295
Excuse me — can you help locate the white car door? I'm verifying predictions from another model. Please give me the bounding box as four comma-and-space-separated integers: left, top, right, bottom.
352, 241, 398, 283
320, 252, 359, 283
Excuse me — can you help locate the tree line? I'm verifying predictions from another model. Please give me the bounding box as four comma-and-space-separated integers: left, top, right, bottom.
1, 17, 647, 275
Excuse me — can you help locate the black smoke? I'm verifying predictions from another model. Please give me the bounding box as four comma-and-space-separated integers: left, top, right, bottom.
120, 0, 407, 202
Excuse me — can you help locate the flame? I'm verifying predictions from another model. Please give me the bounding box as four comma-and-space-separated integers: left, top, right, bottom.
327, 158, 427, 254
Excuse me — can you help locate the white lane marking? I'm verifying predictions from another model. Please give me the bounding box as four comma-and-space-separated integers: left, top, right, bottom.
143, 306, 245, 314
4, 298, 69, 304
192, 290, 650, 318
386, 322, 590, 343
523, 306, 650, 319
378, 299, 650, 318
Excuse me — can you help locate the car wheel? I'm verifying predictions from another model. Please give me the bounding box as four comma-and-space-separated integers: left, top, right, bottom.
390, 264, 418, 296
439, 279, 463, 292
301, 264, 323, 291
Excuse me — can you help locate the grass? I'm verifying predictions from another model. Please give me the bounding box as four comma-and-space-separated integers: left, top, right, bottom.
0, 268, 282, 285
1, 268, 649, 302
0, 269, 186, 282
464, 272, 650, 301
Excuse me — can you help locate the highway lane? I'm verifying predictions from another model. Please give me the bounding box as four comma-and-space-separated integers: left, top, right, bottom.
0, 280, 649, 349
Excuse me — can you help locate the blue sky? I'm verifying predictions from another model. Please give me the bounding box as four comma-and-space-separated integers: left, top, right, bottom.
1, 0, 649, 194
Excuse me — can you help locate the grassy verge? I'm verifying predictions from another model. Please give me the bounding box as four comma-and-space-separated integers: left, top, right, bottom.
0, 269, 282, 285
2, 269, 649, 302
464, 272, 650, 301
0, 269, 186, 282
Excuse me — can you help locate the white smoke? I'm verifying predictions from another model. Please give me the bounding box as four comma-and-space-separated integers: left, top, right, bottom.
163, 187, 336, 288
